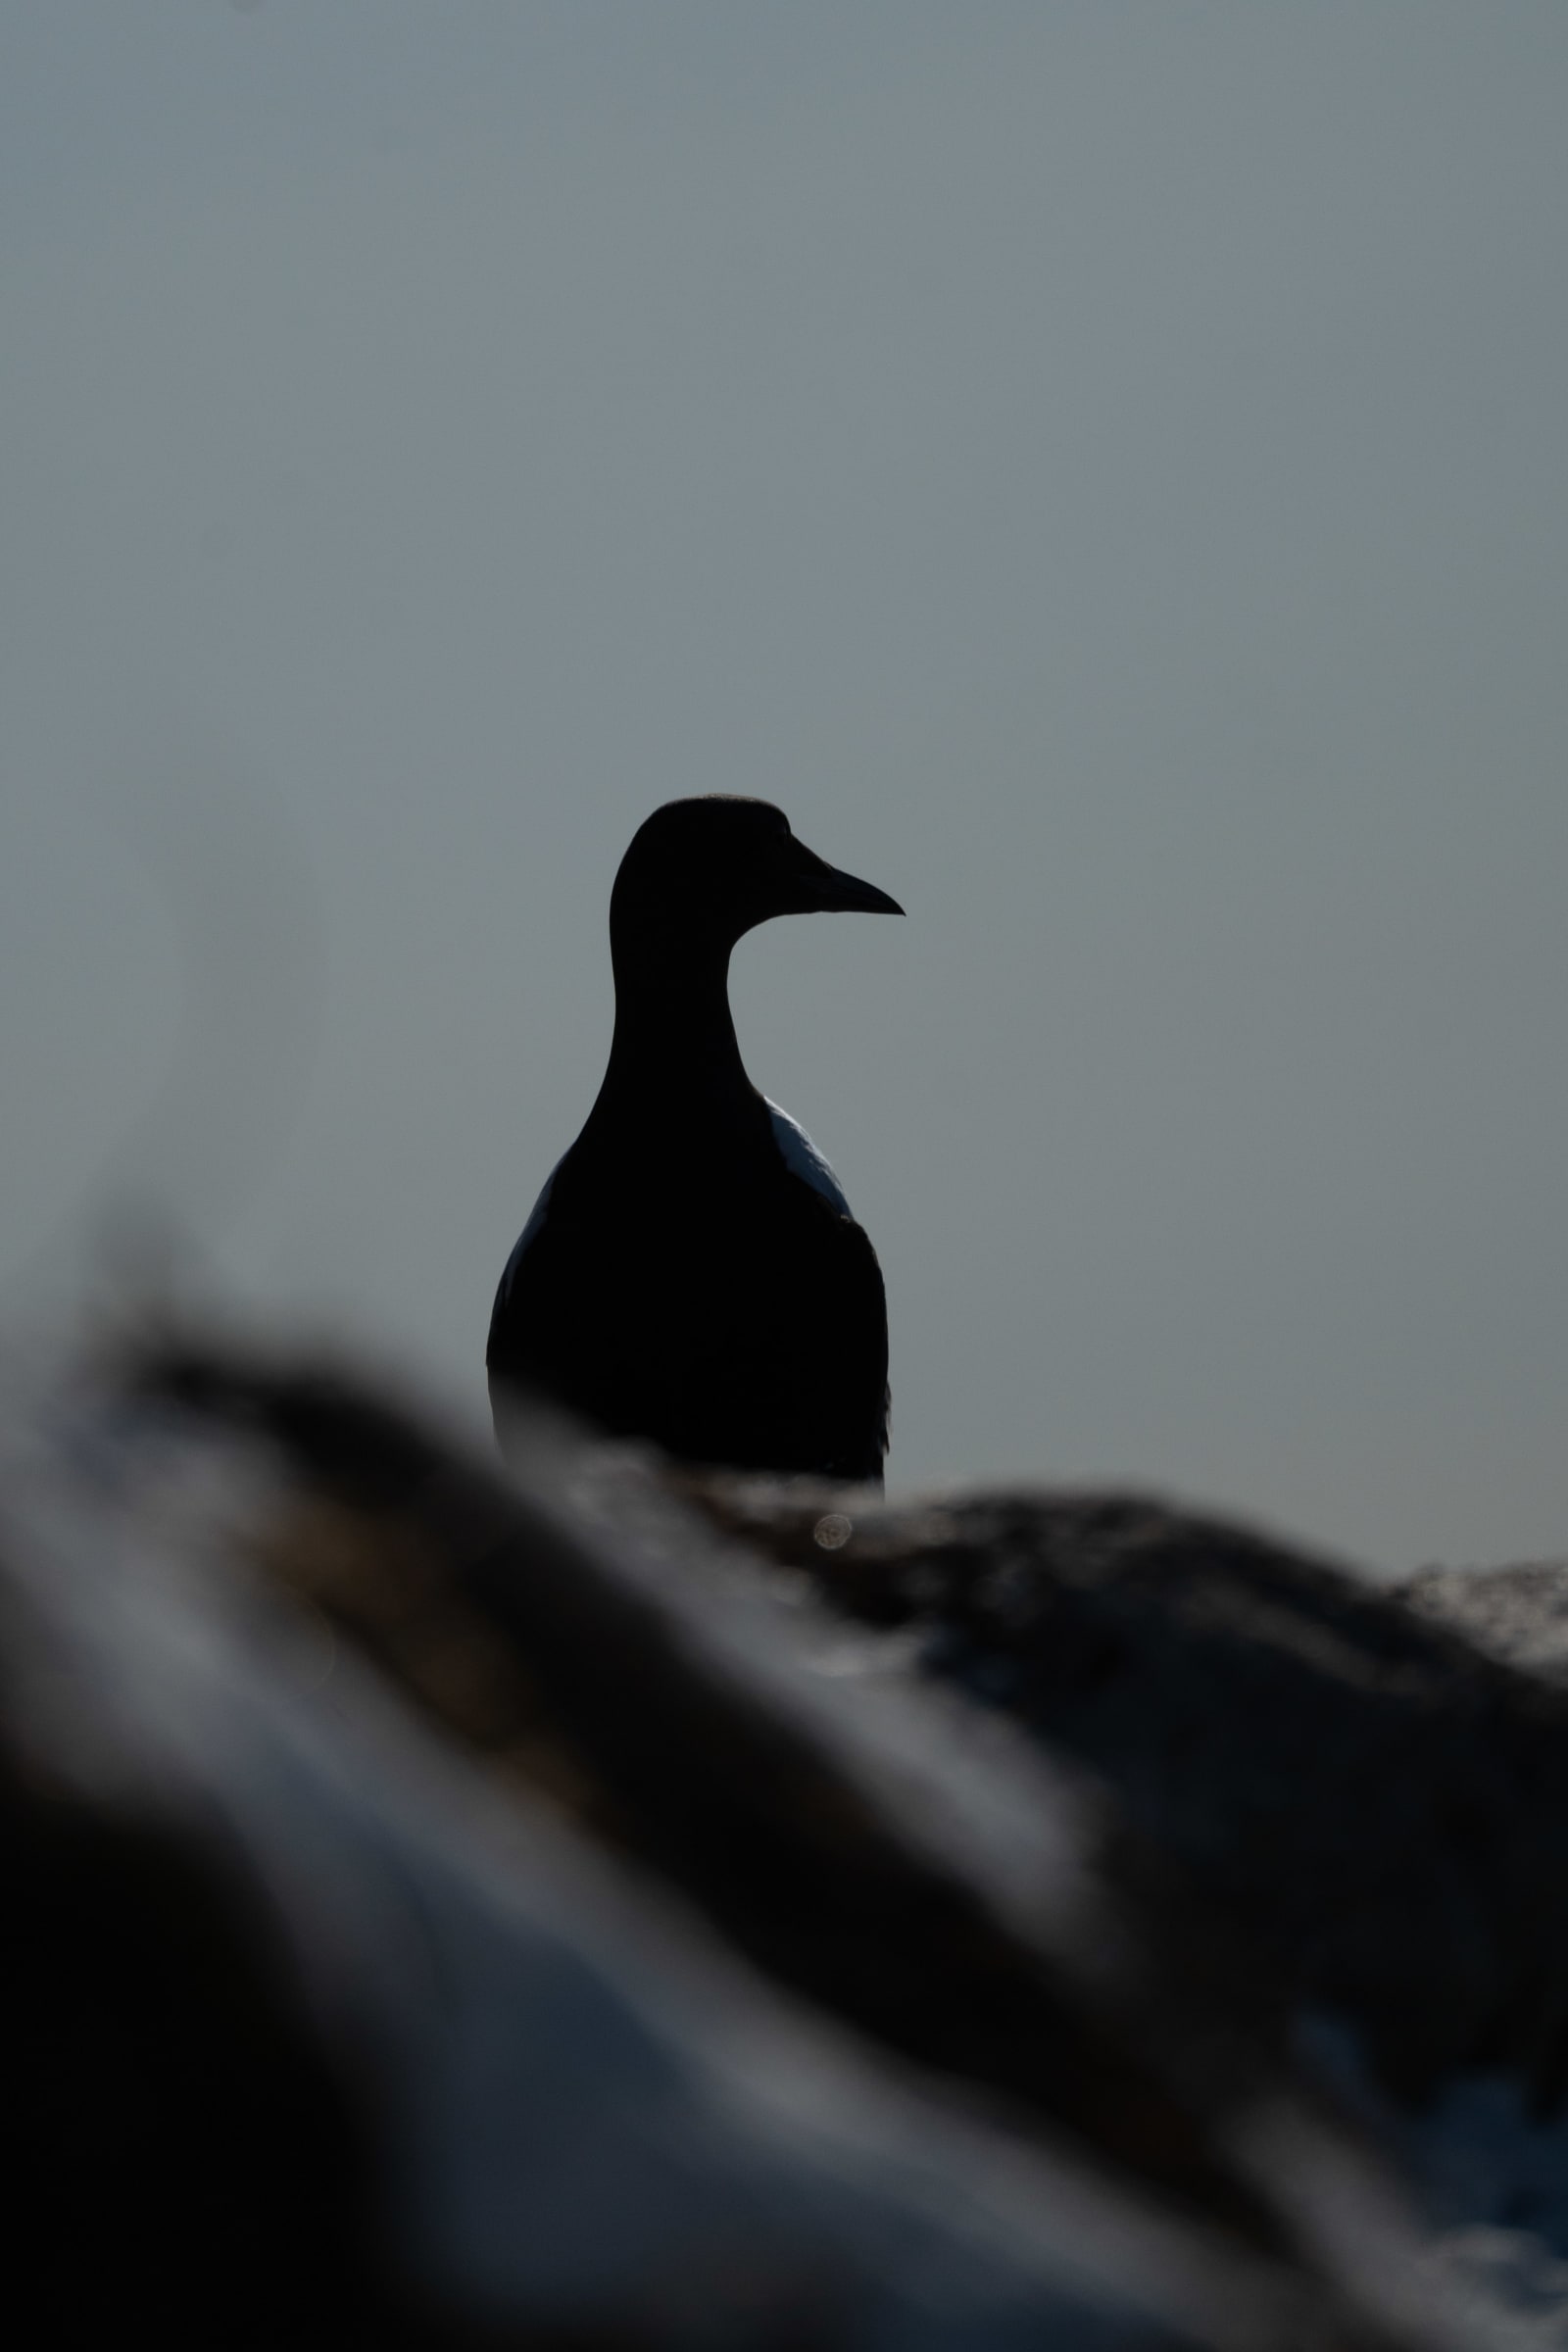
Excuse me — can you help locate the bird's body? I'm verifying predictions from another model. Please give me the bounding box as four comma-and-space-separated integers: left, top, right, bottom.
487, 798, 901, 1483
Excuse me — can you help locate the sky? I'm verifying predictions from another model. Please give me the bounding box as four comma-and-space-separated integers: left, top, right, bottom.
2, 2, 1566, 1571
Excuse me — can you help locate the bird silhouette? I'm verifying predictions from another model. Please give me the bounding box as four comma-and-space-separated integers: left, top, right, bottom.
488, 797, 902, 1482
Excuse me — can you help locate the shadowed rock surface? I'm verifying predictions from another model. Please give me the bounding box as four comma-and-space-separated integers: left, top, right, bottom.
1, 1337, 1551, 2346
694, 1484, 1568, 2114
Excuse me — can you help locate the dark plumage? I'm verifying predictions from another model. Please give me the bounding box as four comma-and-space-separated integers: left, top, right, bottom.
487, 797, 902, 1482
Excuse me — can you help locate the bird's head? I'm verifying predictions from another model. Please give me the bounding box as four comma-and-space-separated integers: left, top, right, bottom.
611, 797, 903, 959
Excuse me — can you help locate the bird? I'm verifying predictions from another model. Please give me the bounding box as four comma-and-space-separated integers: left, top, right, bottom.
487, 796, 903, 1484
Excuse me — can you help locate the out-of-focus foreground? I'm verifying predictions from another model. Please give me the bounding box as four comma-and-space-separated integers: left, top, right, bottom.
5, 1336, 1568, 2348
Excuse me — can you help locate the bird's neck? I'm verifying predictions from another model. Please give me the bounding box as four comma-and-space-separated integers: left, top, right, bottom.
596, 929, 755, 1120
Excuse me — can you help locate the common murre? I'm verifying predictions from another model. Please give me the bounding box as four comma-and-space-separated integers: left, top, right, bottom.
487, 797, 902, 1483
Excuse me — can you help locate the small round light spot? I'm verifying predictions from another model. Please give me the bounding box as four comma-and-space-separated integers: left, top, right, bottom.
813, 1512, 853, 1551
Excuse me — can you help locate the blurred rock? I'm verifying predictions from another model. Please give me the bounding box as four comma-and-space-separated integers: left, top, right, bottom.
698, 1487, 1568, 2106
0, 1340, 1535, 2346
1399, 1559, 1568, 1692
695, 1483, 1568, 2301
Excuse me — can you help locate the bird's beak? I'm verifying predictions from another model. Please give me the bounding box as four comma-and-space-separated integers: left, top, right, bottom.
790, 839, 905, 916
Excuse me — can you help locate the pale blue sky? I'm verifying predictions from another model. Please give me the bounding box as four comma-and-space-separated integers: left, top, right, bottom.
3, 4, 1566, 1568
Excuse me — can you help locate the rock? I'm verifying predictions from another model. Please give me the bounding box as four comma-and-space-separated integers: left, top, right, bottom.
0, 1340, 1527, 2347
696, 1483, 1568, 2118
1399, 1559, 1568, 1690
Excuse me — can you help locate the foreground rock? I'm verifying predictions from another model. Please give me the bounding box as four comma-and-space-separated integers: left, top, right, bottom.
697, 1483, 1568, 2306
697, 1486, 1568, 2103
0, 1341, 1548, 2346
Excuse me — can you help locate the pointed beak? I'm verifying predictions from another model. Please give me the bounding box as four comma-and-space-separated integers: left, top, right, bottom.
790, 839, 905, 916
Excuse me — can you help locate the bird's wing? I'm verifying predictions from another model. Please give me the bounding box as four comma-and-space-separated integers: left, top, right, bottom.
808, 1206, 891, 1481
491, 1155, 564, 1326
763, 1100, 853, 1217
